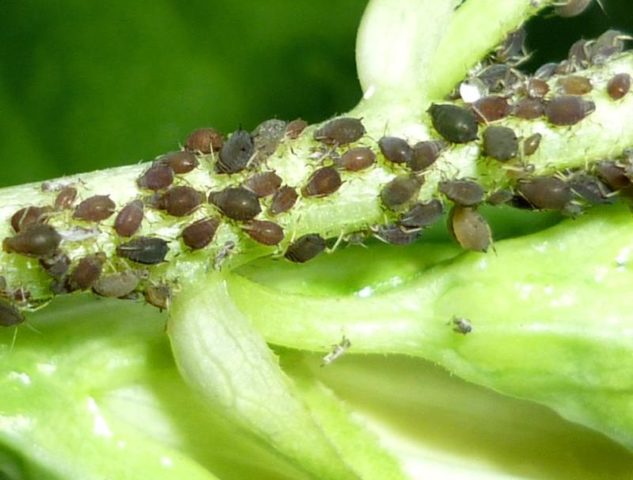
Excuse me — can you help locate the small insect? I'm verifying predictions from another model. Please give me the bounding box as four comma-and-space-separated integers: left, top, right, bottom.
492, 28, 528, 65
158, 186, 204, 217
607, 73, 631, 100
486, 189, 514, 205
67, 253, 106, 291
185, 127, 224, 154
557, 75, 592, 95
482, 126, 518, 162
321, 335, 351, 366
243, 171, 283, 197
335, 147, 375, 171
214, 240, 236, 270
270, 186, 298, 215
3, 224, 61, 257
378, 136, 413, 164
567, 39, 591, 70
39, 251, 71, 279
399, 200, 444, 229
380, 176, 422, 210
545, 96, 595, 126
374, 224, 420, 245
209, 187, 262, 221
117, 237, 169, 265
0, 299, 24, 327
157, 151, 199, 174
252, 119, 287, 159
448, 206, 492, 252
595, 161, 631, 191
285, 234, 326, 263
534, 62, 558, 80
525, 78, 550, 99
93, 271, 139, 298
216, 129, 255, 174
517, 176, 572, 210
181, 217, 220, 250
285, 118, 308, 139
408, 141, 445, 172
555, 0, 592, 18
429, 104, 478, 144
114, 200, 144, 237
471, 96, 511, 123
569, 174, 612, 204
512, 98, 544, 120
522, 133, 542, 157
302, 167, 342, 197
144, 284, 171, 311
54, 186, 78, 210
243, 220, 284, 246
313, 117, 365, 145
590, 29, 628, 65
137, 163, 174, 191
73, 195, 116, 222
451, 317, 472, 335
10, 206, 51, 233
439, 179, 485, 206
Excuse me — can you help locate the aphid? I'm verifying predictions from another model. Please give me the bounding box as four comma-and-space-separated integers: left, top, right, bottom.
607, 73, 631, 100
492, 28, 527, 65
136, 163, 175, 191
451, 317, 472, 335
567, 39, 591, 70
374, 224, 420, 245
243, 171, 282, 197
243, 220, 284, 246
522, 133, 542, 157
0, 299, 24, 327
439, 179, 485, 206
545, 96, 595, 126
380, 176, 422, 210
285, 118, 308, 139
67, 253, 106, 291
3, 224, 61, 257
54, 186, 78, 210
252, 119, 287, 158
557, 75, 592, 95
313, 117, 365, 145
526, 78, 550, 99
534, 62, 558, 80
512, 98, 544, 120
214, 240, 236, 270
517, 177, 572, 210
216, 129, 255, 174
284, 234, 326, 263
335, 147, 375, 171
569, 174, 612, 204
482, 126, 518, 161
448, 206, 492, 252
590, 30, 629, 65
181, 217, 220, 250
114, 200, 144, 237
486, 189, 514, 205
10, 206, 51, 233
595, 161, 630, 191
209, 187, 262, 221
117, 237, 169, 265
302, 167, 342, 197
159, 186, 204, 217
408, 141, 445, 172
144, 284, 171, 311
39, 251, 71, 278
270, 186, 298, 215
93, 271, 139, 298
157, 151, 199, 174
555, 60, 574, 76
378, 136, 412, 164
73, 195, 116, 221
399, 200, 444, 229
471, 96, 511, 123
476, 64, 523, 93
185, 127, 224, 154
555, 0, 592, 18
428, 104, 478, 143
321, 336, 351, 366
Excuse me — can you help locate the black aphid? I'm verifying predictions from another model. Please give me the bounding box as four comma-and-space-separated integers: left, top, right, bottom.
429, 104, 478, 144
314, 117, 365, 145
117, 237, 169, 265
243, 171, 283, 197
10, 206, 51, 233
114, 200, 144, 237
378, 136, 412, 164
517, 177, 572, 210
209, 187, 261, 221
73, 195, 116, 222
399, 200, 444, 229
137, 163, 174, 191
380, 176, 422, 210
439, 179, 485, 206
448, 206, 492, 252
285, 234, 326, 263
270, 186, 298, 215
0, 299, 24, 327
607, 73, 631, 100
3, 224, 61, 257
409, 141, 445, 172
335, 147, 375, 171
181, 217, 220, 250
302, 167, 342, 197
375, 225, 420, 245
243, 220, 284, 246
185, 127, 224, 154
216, 129, 255, 174
452, 317, 472, 334
159, 186, 204, 217
569, 174, 612, 204
482, 126, 518, 161
545, 96, 595, 126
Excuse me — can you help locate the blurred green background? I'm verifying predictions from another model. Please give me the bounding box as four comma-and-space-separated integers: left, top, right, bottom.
0, 0, 631, 187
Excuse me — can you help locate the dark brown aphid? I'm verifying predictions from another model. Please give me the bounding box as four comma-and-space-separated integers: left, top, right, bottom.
243, 220, 284, 246
335, 147, 375, 171
159, 186, 204, 217
209, 187, 261, 221
399, 200, 444, 229
243, 171, 283, 197
471, 96, 511, 123
378, 136, 412, 164
285, 118, 308, 139
216, 129, 255, 174
54, 187, 78, 210
448, 206, 492, 252
595, 161, 630, 191
181, 217, 220, 250
0, 299, 24, 327
157, 151, 199, 174
39, 251, 71, 278
137, 163, 174, 191
375, 225, 420, 245
522, 133, 542, 157
270, 186, 298, 215
439, 179, 485, 206
558, 75, 592, 95
314, 117, 365, 145
73, 195, 116, 222
117, 237, 169, 265
114, 200, 144, 237
93, 271, 139, 298
185, 127, 224, 154
452, 317, 472, 334
10, 206, 51, 233
512, 98, 544, 120
284, 234, 326, 263
429, 104, 478, 144
545, 96, 595, 126
526, 78, 550, 99
607, 73, 631, 100
380, 176, 422, 210
555, 0, 592, 17
67, 253, 106, 291
486, 189, 514, 205
482, 126, 518, 161
302, 167, 342, 197
517, 177, 572, 210
3, 224, 61, 257
144, 284, 171, 311
409, 141, 445, 172
569, 174, 612, 204
534, 62, 558, 80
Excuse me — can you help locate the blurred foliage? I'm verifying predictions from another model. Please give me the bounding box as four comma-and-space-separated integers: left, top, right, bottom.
0, 0, 631, 187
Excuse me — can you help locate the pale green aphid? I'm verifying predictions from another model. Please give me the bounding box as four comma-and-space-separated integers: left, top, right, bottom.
3, 0, 633, 479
